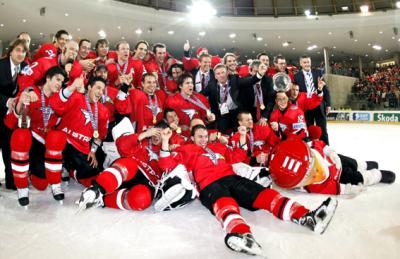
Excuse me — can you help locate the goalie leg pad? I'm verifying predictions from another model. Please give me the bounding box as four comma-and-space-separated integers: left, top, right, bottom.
112, 117, 135, 141
154, 165, 197, 212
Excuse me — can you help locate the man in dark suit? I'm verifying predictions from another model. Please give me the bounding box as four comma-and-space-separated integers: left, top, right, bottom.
202, 63, 267, 134
190, 53, 215, 93
241, 60, 276, 125
294, 55, 331, 144
0, 39, 29, 189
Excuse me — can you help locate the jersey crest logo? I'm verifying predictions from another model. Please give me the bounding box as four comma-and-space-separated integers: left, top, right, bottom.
45, 50, 56, 58
202, 153, 224, 165
278, 123, 287, 132
253, 140, 265, 147
146, 147, 159, 162
145, 105, 162, 116
80, 109, 91, 125
182, 109, 196, 120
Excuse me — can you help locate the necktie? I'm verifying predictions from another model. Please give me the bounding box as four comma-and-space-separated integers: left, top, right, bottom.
12, 66, 19, 95
222, 83, 228, 103
307, 72, 314, 97
255, 83, 261, 120
201, 74, 205, 91
12, 66, 19, 83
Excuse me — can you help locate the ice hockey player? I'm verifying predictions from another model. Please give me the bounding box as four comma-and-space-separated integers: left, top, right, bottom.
76, 119, 197, 213
269, 125, 395, 195
5, 66, 68, 206
158, 124, 338, 256
50, 76, 109, 187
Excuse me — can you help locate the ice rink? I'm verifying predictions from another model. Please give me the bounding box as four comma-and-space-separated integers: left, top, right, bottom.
0, 123, 399, 259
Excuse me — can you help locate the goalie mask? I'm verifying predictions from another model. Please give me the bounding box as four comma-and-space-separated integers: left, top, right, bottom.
269, 139, 329, 188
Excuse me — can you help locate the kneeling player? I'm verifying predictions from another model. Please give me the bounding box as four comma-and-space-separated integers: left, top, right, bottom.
5, 66, 67, 206
158, 125, 338, 256
269, 126, 395, 195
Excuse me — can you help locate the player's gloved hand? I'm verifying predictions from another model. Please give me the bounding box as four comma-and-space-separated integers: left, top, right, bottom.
340, 183, 365, 195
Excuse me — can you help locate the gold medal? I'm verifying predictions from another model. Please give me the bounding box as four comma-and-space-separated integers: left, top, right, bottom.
153, 116, 157, 124
176, 127, 182, 134
93, 130, 99, 138
260, 104, 265, 110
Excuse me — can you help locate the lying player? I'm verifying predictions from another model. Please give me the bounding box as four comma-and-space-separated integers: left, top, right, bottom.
269, 125, 395, 195
158, 124, 338, 256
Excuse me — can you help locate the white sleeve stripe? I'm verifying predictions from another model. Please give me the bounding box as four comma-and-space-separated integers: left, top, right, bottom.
60, 89, 68, 102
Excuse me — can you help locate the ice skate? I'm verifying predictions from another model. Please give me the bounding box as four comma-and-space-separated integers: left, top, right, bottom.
294, 197, 338, 234
224, 232, 264, 257
76, 184, 104, 213
51, 183, 64, 204
380, 170, 395, 184
17, 188, 29, 208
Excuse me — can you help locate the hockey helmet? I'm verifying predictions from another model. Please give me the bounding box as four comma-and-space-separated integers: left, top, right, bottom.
269, 139, 315, 188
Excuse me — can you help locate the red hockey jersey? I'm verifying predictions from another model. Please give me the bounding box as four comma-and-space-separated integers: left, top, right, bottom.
107, 58, 144, 88
115, 133, 163, 185
291, 92, 322, 113
159, 142, 247, 190
114, 89, 166, 133
302, 140, 342, 195
182, 55, 221, 72
270, 103, 308, 140
102, 86, 119, 122
50, 91, 109, 154
231, 124, 280, 164
165, 92, 210, 128
164, 78, 178, 95
18, 57, 83, 92
32, 43, 59, 61
144, 57, 177, 89
4, 87, 59, 143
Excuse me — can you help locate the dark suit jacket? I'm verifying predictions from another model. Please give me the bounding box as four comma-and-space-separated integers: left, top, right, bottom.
294, 69, 331, 115
241, 75, 276, 119
201, 74, 260, 118
0, 57, 27, 117
190, 68, 215, 92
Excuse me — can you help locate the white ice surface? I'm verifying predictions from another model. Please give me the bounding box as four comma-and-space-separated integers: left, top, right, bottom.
0, 123, 399, 259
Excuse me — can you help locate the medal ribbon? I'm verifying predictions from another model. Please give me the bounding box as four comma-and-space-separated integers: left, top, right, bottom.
181, 93, 208, 112
85, 94, 98, 134
41, 90, 54, 131
204, 147, 218, 165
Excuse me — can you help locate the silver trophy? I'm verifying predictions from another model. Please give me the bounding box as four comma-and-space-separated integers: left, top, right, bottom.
272, 72, 292, 92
